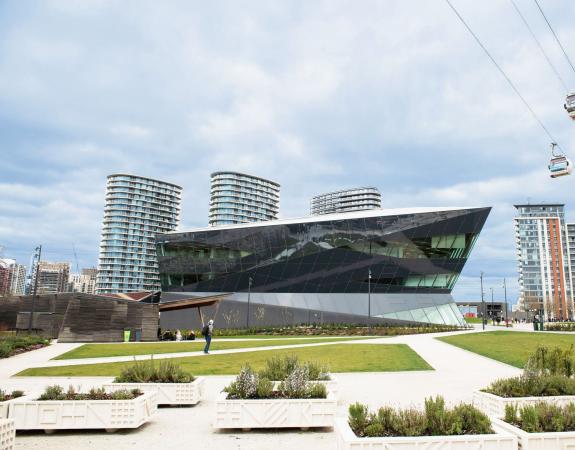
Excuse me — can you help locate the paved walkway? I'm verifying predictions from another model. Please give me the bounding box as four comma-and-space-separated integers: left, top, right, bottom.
3, 329, 526, 450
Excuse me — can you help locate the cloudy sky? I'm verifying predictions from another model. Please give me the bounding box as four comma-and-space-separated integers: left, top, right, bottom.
2, 0, 575, 304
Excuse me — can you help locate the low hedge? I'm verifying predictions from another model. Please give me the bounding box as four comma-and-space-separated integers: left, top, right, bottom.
483, 375, 575, 398
348, 396, 492, 437
504, 402, 575, 432
0, 334, 50, 358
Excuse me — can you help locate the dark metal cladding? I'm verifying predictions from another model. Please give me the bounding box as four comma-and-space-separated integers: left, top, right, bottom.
156, 208, 491, 295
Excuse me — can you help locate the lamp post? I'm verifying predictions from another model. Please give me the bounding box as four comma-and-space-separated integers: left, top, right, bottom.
246, 276, 253, 329
490, 287, 494, 325
28, 245, 42, 332
503, 278, 509, 327
480, 271, 485, 330
368, 269, 372, 329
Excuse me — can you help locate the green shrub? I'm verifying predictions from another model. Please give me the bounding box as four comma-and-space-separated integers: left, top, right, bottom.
348, 403, 369, 436
0, 334, 50, 359
114, 358, 195, 383
504, 402, 575, 433
0, 389, 24, 402
39, 385, 65, 401
348, 396, 493, 438
524, 345, 575, 378
255, 377, 273, 398
38, 385, 141, 401
259, 354, 331, 381
484, 375, 575, 397
224, 364, 327, 400
306, 382, 327, 399
545, 323, 575, 332
448, 403, 492, 435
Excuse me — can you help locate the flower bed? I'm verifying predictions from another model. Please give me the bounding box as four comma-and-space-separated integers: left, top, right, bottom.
0, 419, 15, 450
493, 401, 575, 450
8, 386, 157, 432
473, 390, 575, 418
260, 355, 338, 397
214, 365, 336, 430
335, 418, 516, 450
475, 346, 575, 417
0, 390, 24, 419
335, 396, 517, 449
103, 359, 202, 406
0, 334, 50, 359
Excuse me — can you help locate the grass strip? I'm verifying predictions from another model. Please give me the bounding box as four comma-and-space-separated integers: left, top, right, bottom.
20, 344, 432, 376
53, 336, 374, 360
437, 331, 575, 368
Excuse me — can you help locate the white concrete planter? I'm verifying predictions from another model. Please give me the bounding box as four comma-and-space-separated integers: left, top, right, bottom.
335, 417, 517, 450
494, 417, 575, 450
473, 390, 575, 418
0, 419, 15, 450
8, 391, 157, 432
103, 377, 204, 406
214, 390, 337, 430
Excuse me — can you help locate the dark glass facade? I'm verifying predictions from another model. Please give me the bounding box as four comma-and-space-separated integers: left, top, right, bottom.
157, 208, 490, 296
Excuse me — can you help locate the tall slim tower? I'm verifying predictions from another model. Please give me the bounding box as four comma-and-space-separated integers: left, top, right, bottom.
514, 204, 574, 320
96, 174, 182, 294
209, 171, 280, 226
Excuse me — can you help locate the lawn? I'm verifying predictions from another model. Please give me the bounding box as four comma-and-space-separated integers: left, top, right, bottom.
18, 344, 432, 376
437, 331, 575, 368
464, 317, 483, 324
54, 336, 373, 360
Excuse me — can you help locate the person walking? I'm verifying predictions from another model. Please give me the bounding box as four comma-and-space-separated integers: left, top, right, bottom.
203, 319, 214, 354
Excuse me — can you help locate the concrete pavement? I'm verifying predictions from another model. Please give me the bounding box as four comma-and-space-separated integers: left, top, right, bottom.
2, 329, 526, 450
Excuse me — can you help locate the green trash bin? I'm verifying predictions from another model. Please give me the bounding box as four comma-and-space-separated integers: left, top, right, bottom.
123, 329, 131, 342
533, 321, 538, 331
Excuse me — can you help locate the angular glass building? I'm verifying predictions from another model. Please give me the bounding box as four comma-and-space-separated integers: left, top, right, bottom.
156, 206, 490, 328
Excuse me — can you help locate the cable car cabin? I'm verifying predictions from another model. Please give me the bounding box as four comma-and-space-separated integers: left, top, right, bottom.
549, 156, 573, 178
565, 93, 575, 120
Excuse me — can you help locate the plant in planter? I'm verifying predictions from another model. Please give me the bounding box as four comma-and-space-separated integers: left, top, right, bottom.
215, 365, 336, 430
8, 385, 156, 432
474, 345, 575, 417
259, 355, 330, 381
336, 397, 516, 450
0, 390, 24, 420
493, 401, 575, 449
259, 355, 336, 396
104, 358, 203, 406
524, 345, 575, 378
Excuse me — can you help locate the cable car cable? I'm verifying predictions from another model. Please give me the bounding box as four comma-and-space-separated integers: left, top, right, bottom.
444, 0, 563, 151
509, 0, 569, 92
533, 0, 575, 76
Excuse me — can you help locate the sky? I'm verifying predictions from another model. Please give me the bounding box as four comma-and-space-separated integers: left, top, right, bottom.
2, 0, 575, 305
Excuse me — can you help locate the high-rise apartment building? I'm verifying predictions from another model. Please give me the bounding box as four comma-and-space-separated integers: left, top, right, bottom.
9, 262, 26, 296
0, 259, 26, 296
0, 260, 10, 296
514, 204, 574, 320
69, 268, 97, 294
567, 223, 575, 298
209, 171, 280, 226
32, 261, 70, 294
96, 174, 182, 294
311, 187, 381, 215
